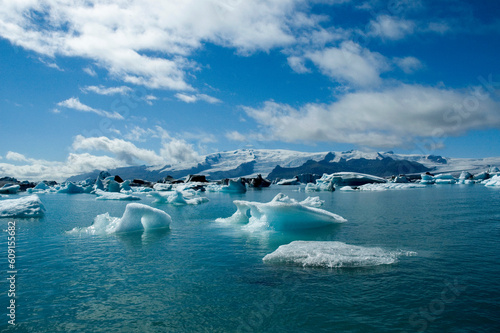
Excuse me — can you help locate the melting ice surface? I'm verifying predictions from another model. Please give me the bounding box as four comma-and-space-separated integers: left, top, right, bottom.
69, 203, 171, 235
263, 241, 416, 268
0, 195, 45, 218
216, 193, 345, 230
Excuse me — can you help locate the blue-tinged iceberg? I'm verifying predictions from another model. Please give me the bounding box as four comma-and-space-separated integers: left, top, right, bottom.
0, 195, 45, 218
207, 178, 246, 193
263, 241, 415, 268
69, 203, 171, 235
150, 190, 208, 205
0, 184, 20, 194
94, 190, 141, 201
57, 182, 86, 194
484, 175, 500, 187
216, 193, 346, 230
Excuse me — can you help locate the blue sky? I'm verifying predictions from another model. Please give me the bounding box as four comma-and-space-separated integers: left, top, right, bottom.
1, 0, 499, 180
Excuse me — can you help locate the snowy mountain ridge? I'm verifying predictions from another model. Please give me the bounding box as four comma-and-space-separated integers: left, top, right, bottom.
66, 148, 500, 182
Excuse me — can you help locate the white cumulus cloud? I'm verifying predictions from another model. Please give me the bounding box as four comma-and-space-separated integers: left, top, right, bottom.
243, 84, 500, 148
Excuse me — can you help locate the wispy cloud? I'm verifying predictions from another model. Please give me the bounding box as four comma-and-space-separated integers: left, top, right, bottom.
175, 93, 222, 104
81, 85, 132, 95
57, 97, 124, 119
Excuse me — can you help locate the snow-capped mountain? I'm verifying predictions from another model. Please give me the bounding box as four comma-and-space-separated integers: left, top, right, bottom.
66, 149, 500, 182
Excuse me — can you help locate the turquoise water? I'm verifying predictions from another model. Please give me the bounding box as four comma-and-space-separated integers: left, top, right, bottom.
1, 185, 500, 332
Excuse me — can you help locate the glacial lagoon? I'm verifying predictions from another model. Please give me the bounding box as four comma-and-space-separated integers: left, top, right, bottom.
1, 184, 500, 332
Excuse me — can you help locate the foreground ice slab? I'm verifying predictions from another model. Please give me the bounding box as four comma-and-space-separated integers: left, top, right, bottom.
69, 203, 171, 235
0, 195, 45, 218
263, 241, 415, 268
216, 193, 345, 230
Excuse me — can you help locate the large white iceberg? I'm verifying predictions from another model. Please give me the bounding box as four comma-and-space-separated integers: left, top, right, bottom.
0, 195, 45, 218
150, 190, 209, 205
69, 203, 171, 235
216, 193, 346, 230
263, 241, 415, 268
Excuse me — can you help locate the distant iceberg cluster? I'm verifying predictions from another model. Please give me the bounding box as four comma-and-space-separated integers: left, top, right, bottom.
216, 193, 346, 231
418, 167, 500, 185
263, 241, 416, 268
0, 195, 45, 218
69, 203, 171, 235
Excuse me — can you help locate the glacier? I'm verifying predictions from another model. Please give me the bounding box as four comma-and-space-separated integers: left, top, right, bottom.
262, 241, 416, 268
0, 195, 45, 218
69, 203, 171, 235
216, 193, 346, 230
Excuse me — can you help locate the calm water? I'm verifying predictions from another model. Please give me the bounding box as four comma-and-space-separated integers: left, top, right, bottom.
1, 185, 500, 332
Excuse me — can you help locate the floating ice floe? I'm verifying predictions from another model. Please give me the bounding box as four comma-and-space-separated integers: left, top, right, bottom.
57, 182, 86, 194
207, 178, 246, 193
277, 177, 300, 185
69, 203, 171, 235
94, 189, 141, 201
484, 175, 500, 187
357, 183, 426, 191
0, 195, 45, 218
153, 183, 173, 191
0, 184, 20, 194
319, 172, 387, 187
216, 193, 345, 230
420, 173, 435, 184
434, 174, 457, 184
150, 190, 209, 205
262, 241, 416, 268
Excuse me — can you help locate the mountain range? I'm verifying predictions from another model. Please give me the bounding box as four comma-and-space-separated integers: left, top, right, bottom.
66, 149, 500, 182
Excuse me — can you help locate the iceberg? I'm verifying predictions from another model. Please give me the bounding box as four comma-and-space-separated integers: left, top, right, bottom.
0, 184, 20, 194
319, 172, 387, 187
216, 193, 346, 230
207, 178, 246, 193
57, 182, 85, 194
277, 177, 300, 185
263, 241, 415, 268
484, 175, 500, 187
69, 203, 171, 235
0, 195, 45, 218
153, 183, 173, 191
150, 190, 209, 205
358, 183, 426, 191
420, 173, 435, 184
94, 190, 141, 201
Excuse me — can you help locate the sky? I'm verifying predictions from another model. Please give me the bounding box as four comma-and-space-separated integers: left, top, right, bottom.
1, 0, 500, 181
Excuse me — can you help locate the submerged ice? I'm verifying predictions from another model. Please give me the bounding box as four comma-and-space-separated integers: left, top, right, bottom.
263, 241, 415, 268
69, 203, 171, 235
0, 195, 45, 218
216, 193, 346, 230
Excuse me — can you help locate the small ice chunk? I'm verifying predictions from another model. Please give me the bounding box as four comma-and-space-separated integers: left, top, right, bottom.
153, 183, 173, 191
57, 182, 85, 194
95, 190, 141, 201
207, 178, 246, 193
216, 193, 345, 230
484, 175, 500, 186
263, 241, 416, 268
150, 190, 208, 205
0, 184, 20, 194
69, 203, 171, 235
0, 195, 45, 218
